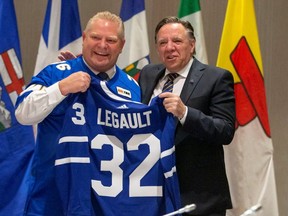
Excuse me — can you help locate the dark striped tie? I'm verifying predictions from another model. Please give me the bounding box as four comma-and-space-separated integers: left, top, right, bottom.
97, 72, 109, 81
162, 73, 179, 92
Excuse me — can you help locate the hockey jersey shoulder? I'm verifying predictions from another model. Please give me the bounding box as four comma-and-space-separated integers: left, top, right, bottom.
29, 57, 85, 87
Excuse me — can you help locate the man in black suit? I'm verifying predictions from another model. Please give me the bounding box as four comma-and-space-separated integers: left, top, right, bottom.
138, 16, 235, 216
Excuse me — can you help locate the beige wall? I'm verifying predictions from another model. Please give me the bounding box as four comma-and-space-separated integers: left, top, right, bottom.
15, 0, 288, 215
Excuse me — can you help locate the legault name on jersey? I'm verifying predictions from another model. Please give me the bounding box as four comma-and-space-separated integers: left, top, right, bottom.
55, 77, 181, 216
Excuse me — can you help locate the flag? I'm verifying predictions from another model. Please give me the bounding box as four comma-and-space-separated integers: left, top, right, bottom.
216, 0, 278, 215
178, 0, 208, 64
0, 1, 35, 215
34, 0, 82, 75
118, 0, 150, 81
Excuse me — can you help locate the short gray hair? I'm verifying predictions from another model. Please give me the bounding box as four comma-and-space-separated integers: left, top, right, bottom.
84, 11, 125, 40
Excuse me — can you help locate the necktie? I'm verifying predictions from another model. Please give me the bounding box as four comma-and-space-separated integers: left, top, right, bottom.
162, 73, 179, 92
97, 72, 109, 81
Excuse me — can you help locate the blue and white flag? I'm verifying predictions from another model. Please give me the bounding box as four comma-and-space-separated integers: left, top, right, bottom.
0, 1, 35, 215
118, 0, 150, 81
34, 0, 82, 75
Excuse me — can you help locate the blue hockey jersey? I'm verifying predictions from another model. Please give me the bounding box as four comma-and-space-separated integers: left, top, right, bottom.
16, 57, 141, 216
55, 77, 181, 216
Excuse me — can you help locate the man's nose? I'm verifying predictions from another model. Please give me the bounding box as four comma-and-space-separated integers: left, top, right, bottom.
98, 39, 108, 48
166, 41, 175, 50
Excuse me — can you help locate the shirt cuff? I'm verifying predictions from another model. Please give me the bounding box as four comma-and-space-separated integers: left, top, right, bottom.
46, 82, 67, 104
179, 106, 188, 124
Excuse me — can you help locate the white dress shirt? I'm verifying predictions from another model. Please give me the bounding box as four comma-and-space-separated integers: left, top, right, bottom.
150, 58, 194, 124
15, 58, 116, 125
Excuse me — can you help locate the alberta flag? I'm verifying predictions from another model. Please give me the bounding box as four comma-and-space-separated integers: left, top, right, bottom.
34, 0, 82, 75
178, 0, 208, 64
0, 1, 35, 215
216, 0, 279, 215
118, 0, 150, 81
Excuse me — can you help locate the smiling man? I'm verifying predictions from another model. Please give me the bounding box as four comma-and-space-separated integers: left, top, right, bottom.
14, 11, 140, 216
138, 16, 235, 216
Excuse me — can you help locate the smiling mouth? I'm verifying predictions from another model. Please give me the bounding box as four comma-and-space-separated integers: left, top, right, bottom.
166, 55, 176, 60
95, 51, 109, 57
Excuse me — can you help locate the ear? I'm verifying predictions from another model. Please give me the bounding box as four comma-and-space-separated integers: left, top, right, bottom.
82, 31, 86, 40
118, 39, 125, 53
190, 39, 196, 55
121, 39, 126, 49
155, 44, 160, 56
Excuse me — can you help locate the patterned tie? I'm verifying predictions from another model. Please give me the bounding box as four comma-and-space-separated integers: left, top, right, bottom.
162, 73, 179, 92
97, 72, 109, 81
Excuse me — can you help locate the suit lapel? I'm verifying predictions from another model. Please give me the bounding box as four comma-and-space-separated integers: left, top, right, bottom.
143, 68, 165, 104
180, 59, 205, 103
175, 59, 206, 145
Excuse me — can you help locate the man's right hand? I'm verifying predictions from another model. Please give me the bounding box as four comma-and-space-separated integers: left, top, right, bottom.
58, 50, 77, 61
59, 72, 91, 96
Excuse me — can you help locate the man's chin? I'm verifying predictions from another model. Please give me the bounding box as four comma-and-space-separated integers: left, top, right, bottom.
164, 62, 178, 72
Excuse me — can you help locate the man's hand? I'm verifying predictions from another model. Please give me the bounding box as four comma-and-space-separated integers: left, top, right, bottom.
59, 72, 91, 96
159, 92, 186, 119
58, 50, 77, 61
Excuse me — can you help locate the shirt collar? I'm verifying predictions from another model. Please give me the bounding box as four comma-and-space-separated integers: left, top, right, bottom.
82, 56, 115, 79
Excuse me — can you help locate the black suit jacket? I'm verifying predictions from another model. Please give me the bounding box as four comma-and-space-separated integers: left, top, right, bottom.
138, 58, 235, 215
